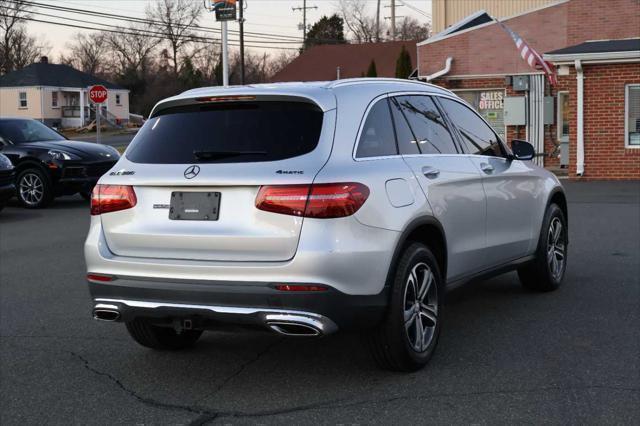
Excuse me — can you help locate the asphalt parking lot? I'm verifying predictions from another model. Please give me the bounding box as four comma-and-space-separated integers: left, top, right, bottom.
1, 181, 638, 425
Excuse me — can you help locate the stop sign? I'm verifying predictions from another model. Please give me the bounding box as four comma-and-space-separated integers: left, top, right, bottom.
88, 85, 108, 104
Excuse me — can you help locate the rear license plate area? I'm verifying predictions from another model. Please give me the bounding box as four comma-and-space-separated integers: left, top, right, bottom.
169, 192, 220, 221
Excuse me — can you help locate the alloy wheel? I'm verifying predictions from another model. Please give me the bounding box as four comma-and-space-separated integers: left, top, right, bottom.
19, 172, 44, 206
403, 262, 438, 353
547, 217, 566, 281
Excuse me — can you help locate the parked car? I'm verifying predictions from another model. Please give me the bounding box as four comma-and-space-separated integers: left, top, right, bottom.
0, 118, 120, 208
0, 153, 15, 212
85, 79, 568, 371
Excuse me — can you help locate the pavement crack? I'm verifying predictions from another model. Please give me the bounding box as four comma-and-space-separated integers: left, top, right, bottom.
69, 351, 219, 419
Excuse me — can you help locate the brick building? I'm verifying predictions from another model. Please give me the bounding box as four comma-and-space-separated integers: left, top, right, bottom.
417, 0, 640, 179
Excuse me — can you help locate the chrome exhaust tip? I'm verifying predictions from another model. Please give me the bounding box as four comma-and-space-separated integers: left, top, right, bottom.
268, 321, 321, 336
93, 304, 120, 321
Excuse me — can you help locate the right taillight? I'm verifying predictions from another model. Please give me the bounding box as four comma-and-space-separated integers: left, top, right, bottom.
91, 184, 137, 215
255, 182, 369, 219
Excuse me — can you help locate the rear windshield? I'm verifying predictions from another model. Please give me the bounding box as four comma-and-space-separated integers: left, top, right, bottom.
126, 101, 324, 164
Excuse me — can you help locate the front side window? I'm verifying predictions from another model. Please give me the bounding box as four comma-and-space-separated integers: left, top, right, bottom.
52, 91, 58, 108
18, 92, 27, 108
439, 97, 505, 157
356, 99, 397, 158
392, 95, 458, 155
626, 84, 640, 147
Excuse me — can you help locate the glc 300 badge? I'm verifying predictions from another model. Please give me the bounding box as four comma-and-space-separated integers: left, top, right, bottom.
109, 170, 135, 176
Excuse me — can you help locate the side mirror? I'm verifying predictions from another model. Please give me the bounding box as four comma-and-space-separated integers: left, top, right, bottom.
511, 139, 535, 161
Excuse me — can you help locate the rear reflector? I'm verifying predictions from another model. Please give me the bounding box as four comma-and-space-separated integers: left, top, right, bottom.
91, 185, 137, 215
255, 182, 369, 218
274, 284, 328, 292
87, 274, 114, 282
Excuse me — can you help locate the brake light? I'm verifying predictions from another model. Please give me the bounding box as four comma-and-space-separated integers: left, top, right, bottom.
90, 185, 137, 215
255, 182, 369, 218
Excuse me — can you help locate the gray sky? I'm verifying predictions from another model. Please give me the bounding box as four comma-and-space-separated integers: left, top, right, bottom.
26, 0, 432, 58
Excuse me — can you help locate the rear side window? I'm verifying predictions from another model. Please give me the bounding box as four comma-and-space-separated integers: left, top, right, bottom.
356, 99, 397, 158
389, 97, 420, 155
439, 98, 504, 157
393, 95, 458, 155
126, 101, 323, 164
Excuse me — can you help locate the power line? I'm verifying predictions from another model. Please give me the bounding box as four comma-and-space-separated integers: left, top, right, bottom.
18, 0, 305, 41
1, 13, 300, 50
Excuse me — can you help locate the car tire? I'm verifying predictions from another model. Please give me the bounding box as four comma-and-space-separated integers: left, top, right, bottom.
17, 168, 53, 209
125, 319, 203, 350
518, 203, 568, 292
368, 242, 443, 372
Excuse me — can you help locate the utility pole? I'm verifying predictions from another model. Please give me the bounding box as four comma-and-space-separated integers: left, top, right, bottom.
376, 0, 381, 42
222, 21, 229, 86
292, 0, 317, 46
239, 0, 245, 85
390, 0, 396, 41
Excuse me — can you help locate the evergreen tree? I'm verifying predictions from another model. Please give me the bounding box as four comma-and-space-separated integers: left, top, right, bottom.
395, 45, 412, 79
304, 14, 346, 50
366, 59, 378, 77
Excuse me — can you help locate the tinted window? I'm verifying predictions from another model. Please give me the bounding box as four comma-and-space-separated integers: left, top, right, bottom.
389, 97, 420, 155
0, 119, 65, 144
356, 99, 397, 158
439, 98, 504, 157
126, 101, 323, 164
393, 96, 458, 154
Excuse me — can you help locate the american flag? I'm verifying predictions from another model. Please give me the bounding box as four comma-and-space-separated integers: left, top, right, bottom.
496, 20, 558, 86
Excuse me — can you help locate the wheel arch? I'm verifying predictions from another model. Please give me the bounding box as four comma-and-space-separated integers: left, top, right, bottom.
547, 187, 568, 243
386, 216, 448, 288
15, 158, 51, 177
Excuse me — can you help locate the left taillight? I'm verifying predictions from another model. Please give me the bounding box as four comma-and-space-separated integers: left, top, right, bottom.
91, 184, 137, 215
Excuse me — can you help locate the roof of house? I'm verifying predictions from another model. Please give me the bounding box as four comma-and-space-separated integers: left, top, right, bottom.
546, 38, 640, 55
0, 62, 125, 90
270, 40, 418, 82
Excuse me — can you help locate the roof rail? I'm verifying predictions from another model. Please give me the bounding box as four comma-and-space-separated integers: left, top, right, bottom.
327, 77, 455, 95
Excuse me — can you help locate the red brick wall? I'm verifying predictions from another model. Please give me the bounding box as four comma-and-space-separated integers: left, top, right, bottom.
567, 0, 640, 45
419, 2, 568, 77
418, 0, 640, 78
579, 63, 640, 180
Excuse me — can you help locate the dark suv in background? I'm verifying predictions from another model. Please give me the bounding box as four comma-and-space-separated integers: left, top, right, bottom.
0, 118, 119, 208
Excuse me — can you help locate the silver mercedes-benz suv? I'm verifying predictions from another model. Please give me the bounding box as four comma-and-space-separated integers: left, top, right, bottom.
85, 78, 567, 371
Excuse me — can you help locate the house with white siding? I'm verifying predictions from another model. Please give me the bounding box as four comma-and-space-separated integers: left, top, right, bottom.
0, 56, 130, 129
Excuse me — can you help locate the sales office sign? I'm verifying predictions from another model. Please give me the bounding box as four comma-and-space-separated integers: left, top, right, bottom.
478, 91, 504, 110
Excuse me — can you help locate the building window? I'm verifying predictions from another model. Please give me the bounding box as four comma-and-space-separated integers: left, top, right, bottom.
626, 84, 640, 148
52, 91, 58, 108
18, 92, 27, 108
115, 94, 121, 105
557, 92, 570, 141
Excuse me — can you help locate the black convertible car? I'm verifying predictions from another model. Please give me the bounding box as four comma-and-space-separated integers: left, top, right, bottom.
0, 118, 120, 208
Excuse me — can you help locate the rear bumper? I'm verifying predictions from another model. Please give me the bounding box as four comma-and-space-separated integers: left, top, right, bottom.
89, 276, 388, 332
85, 215, 400, 331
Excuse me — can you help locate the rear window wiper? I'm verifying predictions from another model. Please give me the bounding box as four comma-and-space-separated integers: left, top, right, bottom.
193, 150, 267, 160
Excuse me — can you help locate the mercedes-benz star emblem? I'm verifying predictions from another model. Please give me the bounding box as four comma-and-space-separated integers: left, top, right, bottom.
184, 165, 200, 179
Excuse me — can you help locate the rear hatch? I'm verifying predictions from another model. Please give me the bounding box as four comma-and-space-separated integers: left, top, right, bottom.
99, 95, 335, 262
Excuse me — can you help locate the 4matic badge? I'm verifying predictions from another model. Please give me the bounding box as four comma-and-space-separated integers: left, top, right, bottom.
276, 170, 304, 175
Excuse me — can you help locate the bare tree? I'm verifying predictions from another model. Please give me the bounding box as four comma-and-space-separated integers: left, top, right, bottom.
0, 0, 32, 72
60, 32, 109, 75
6, 26, 49, 70
337, 0, 383, 43
396, 17, 431, 41
146, 0, 202, 76
265, 50, 298, 78
103, 26, 157, 77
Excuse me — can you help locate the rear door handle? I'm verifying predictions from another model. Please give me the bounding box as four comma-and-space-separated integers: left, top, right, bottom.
422, 166, 440, 179
480, 163, 494, 174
